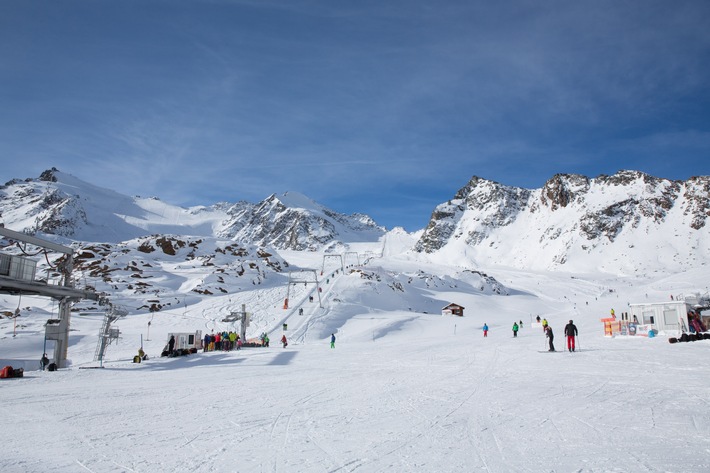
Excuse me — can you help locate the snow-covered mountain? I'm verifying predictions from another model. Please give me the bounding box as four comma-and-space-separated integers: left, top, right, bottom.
415, 170, 710, 274
3, 168, 710, 274
216, 191, 384, 251
0, 168, 385, 250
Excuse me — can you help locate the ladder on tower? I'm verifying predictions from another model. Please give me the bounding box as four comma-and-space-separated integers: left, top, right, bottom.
93, 305, 127, 364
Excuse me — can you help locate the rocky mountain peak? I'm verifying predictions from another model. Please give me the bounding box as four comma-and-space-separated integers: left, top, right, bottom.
0, 169, 384, 250
414, 170, 710, 273
540, 173, 590, 211
38, 167, 60, 182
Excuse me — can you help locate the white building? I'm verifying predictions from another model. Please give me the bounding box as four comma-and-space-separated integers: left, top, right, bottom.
628, 293, 709, 335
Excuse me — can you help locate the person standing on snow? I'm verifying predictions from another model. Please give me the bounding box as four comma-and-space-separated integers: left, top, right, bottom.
330, 333, 336, 349
545, 325, 555, 352
512, 322, 519, 338
564, 320, 579, 352
40, 353, 50, 371
168, 335, 175, 353
281, 334, 288, 348
483, 323, 489, 337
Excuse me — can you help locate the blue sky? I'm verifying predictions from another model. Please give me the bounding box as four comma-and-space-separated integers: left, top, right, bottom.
2, 1, 709, 231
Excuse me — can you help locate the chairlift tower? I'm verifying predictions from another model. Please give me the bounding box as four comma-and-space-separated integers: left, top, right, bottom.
0, 227, 100, 368
93, 304, 128, 366
286, 270, 322, 309
344, 251, 360, 267
223, 304, 250, 341
363, 251, 375, 265
321, 254, 344, 274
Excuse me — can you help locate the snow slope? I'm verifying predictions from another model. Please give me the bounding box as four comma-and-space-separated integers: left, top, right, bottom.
3, 247, 710, 472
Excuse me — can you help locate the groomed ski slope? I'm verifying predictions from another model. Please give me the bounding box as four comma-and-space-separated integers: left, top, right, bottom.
2, 254, 710, 472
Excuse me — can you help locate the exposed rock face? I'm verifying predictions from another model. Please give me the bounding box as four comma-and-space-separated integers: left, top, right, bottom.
539, 174, 590, 211
414, 176, 531, 252
68, 235, 288, 312
684, 176, 710, 230
216, 193, 384, 251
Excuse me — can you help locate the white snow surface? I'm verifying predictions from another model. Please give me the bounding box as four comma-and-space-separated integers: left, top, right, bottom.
2, 243, 710, 472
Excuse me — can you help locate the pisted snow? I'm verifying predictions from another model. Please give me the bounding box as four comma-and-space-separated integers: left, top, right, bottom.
2, 242, 710, 473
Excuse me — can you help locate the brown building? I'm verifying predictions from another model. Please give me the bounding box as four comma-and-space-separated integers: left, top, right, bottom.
442, 303, 465, 317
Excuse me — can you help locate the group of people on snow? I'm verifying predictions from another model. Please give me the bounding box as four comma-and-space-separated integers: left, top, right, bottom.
546, 319, 578, 352
259, 332, 270, 347
259, 332, 335, 349
481, 317, 579, 353
204, 331, 243, 352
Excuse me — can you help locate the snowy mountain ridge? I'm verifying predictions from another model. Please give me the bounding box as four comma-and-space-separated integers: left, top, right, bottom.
2, 168, 710, 274
415, 170, 710, 273
0, 168, 384, 250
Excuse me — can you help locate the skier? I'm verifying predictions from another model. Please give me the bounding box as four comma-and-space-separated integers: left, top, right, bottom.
330, 333, 336, 349
168, 335, 175, 353
264, 335, 270, 347
536, 315, 541, 323
281, 334, 288, 348
512, 322, 519, 338
483, 323, 489, 338
545, 325, 555, 352
519, 320, 523, 329
40, 353, 49, 371
564, 319, 579, 352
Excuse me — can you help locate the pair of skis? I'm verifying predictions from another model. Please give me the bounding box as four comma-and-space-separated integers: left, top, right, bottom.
539, 336, 580, 353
